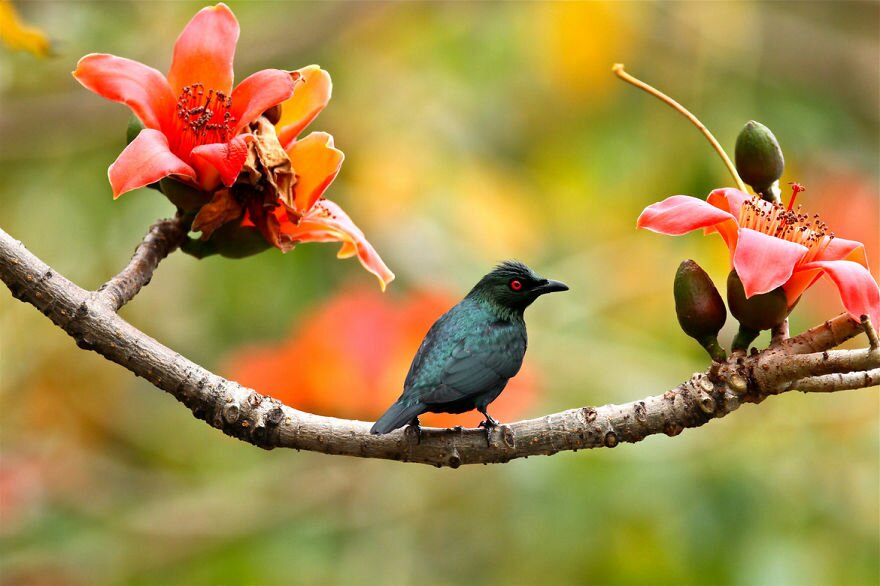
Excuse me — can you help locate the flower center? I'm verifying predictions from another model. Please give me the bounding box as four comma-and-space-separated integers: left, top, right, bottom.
739, 195, 835, 263
174, 84, 237, 154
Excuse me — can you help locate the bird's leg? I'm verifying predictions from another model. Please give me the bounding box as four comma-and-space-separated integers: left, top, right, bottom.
405, 416, 422, 444
478, 409, 499, 447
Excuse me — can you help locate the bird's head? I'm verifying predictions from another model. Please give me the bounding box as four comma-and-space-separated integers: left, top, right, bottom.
468, 260, 569, 314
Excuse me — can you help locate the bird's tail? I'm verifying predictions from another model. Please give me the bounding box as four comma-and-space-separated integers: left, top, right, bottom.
370, 401, 425, 435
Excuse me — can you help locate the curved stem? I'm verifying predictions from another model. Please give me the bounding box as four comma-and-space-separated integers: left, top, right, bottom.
612, 64, 748, 193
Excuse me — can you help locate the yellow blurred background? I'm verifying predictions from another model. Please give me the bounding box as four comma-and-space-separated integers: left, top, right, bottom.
1, 1, 877, 584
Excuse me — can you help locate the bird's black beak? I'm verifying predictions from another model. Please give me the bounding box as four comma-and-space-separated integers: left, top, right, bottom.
536, 279, 569, 295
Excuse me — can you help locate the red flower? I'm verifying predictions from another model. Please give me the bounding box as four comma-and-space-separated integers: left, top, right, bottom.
637, 187, 879, 326
73, 3, 297, 198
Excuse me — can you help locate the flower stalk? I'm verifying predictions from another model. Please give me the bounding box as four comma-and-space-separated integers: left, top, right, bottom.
612, 64, 747, 193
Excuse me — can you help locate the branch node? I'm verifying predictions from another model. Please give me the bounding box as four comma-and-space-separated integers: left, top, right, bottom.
697, 391, 716, 414
728, 374, 748, 395
603, 431, 619, 448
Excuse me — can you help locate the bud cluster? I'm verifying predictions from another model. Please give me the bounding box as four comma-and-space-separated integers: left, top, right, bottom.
670, 121, 797, 357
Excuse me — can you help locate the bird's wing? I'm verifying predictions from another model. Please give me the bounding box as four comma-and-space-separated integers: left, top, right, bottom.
416, 320, 526, 405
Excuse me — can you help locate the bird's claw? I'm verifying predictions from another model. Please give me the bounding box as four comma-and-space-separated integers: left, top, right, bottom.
405, 417, 422, 444
478, 414, 499, 447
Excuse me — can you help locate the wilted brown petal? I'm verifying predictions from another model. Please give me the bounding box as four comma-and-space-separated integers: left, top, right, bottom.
192, 188, 243, 239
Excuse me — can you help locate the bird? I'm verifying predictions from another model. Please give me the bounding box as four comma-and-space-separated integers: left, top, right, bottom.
370, 261, 568, 435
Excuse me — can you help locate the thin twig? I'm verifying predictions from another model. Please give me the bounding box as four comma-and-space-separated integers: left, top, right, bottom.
612, 64, 748, 193
97, 215, 188, 311
862, 315, 879, 349
754, 347, 880, 392
786, 369, 880, 393
781, 313, 863, 354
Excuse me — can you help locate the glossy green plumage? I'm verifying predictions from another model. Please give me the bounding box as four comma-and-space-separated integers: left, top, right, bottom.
370, 261, 567, 434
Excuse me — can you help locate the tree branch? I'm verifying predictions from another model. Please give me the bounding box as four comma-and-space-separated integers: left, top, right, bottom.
785, 369, 880, 393
1, 224, 877, 467
96, 215, 188, 311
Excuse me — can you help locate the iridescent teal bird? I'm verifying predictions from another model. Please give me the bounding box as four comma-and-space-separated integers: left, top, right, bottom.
370, 261, 568, 435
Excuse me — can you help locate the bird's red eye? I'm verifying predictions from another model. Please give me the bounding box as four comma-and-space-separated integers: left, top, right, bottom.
510, 279, 523, 291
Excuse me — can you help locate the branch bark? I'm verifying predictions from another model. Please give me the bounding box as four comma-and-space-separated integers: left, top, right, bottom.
1, 223, 877, 468
96, 215, 188, 311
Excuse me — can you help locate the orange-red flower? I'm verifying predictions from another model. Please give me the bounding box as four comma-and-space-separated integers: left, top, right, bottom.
637, 187, 879, 326
225, 287, 538, 427
74, 5, 393, 288
190, 64, 394, 288
73, 3, 297, 197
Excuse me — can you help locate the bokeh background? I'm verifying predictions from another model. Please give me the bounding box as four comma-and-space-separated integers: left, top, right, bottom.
1, 1, 878, 584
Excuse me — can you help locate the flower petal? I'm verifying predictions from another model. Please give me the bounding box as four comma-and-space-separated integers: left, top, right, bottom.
190, 134, 253, 188
816, 236, 869, 267
287, 132, 344, 213
637, 195, 737, 235
192, 188, 243, 239
73, 54, 174, 131
276, 65, 332, 149
706, 188, 751, 216
167, 3, 238, 95
284, 200, 394, 290
733, 228, 807, 297
230, 69, 297, 133
108, 129, 195, 198
800, 260, 880, 326
783, 265, 824, 307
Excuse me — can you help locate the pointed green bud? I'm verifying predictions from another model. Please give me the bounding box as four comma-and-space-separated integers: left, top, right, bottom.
674, 260, 727, 361
735, 120, 785, 195
727, 270, 789, 332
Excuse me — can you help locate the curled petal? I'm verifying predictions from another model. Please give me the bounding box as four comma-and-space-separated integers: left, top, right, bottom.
733, 228, 807, 297
276, 65, 332, 149
284, 200, 394, 290
108, 129, 195, 198
704, 187, 752, 250
190, 134, 253, 188
800, 260, 880, 326
706, 188, 751, 217
73, 54, 174, 131
816, 236, 869, 267
167, 2, 238, 95
637, 195, 737, 240
287, 132, 344, 213
230, 69, 297, 133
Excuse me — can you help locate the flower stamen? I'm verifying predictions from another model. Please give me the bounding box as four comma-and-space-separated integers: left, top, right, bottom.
739, 195, 833, 261
174, 83, 237, 155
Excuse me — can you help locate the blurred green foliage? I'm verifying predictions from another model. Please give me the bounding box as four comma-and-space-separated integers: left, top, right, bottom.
1, 2, 877, 585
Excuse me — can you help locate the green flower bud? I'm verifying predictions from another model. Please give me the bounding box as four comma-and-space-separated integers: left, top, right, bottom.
674, 260, 727, 361
735, 120, 785, 195
727, 270, 789, 351
159, 178, 211, 212
181, 222, 272, 260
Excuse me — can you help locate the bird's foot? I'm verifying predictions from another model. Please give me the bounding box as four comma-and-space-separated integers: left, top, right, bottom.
405, 417, 422, 444
478, 414, 499, 447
